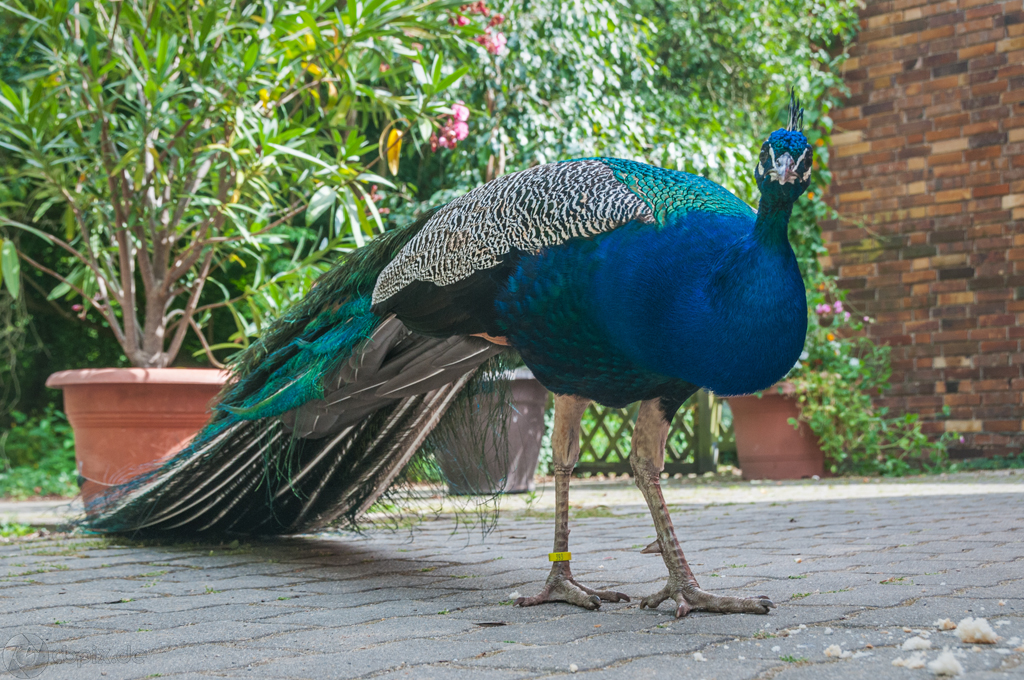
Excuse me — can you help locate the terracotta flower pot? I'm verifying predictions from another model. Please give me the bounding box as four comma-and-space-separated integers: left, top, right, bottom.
727, 383, 824, 480
46, 368, 228, 505
433, 368, 549, 495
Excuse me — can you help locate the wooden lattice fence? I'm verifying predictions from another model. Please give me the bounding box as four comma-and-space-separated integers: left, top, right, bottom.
575, 390, 729, 476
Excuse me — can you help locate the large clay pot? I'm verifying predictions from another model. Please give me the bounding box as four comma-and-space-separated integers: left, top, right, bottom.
434, 368, 549, 494
46, 368, 228, 504
727, 383, 824, 480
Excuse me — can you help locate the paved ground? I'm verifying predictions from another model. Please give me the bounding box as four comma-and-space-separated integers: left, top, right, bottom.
1, 471, 1023, 679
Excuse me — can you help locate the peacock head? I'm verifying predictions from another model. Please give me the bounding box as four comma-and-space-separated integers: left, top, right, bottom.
754, 92, 813, 204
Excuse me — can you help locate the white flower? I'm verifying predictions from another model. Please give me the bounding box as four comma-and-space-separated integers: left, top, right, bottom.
799, 351, 809, 361
849, 358, 861, 368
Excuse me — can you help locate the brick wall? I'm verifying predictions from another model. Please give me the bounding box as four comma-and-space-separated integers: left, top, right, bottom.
823, 0, 1024, 457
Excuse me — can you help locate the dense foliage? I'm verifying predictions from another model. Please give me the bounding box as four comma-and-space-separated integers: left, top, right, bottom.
0, 0, 481, 368
0, 406, 77, 498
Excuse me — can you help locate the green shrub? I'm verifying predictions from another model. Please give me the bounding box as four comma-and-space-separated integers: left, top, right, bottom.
0, 406, 77, 498
786, 280, 953, 476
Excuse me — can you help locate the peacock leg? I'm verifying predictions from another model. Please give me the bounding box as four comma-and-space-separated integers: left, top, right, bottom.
630, 398, 775, 618
515, 394, 630, 610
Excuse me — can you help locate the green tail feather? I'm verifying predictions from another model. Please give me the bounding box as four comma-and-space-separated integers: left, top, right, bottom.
215, 210, 435, 418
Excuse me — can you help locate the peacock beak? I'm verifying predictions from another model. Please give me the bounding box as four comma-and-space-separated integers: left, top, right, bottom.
773, 152, 797, 185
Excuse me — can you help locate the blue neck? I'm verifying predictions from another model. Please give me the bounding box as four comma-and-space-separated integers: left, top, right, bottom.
753, 189, 794, 250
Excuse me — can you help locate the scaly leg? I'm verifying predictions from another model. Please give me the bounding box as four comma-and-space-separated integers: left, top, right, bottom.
630, 398, 774, 618
515, 394, 629, 610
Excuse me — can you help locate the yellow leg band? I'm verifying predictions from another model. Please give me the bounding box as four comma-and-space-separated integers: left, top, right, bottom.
548, 551, 571, 562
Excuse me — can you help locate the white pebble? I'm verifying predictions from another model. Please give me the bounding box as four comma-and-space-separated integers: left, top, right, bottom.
852, 650, 872, 659
935, 618, 957, 631
824, 644, 843, 658
892, 652, 927, 669
902, 636, 932, 651
927, 648, 964, 676
569, 663, 578, 673
692, 652, 706, 662
508, 591, 521, 600
994, 620, 1011, 627
954, 617, 1000, 644
771, 645, 781, 652
824, 627, 833, 635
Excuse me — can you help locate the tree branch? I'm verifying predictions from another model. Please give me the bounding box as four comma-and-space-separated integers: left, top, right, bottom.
188, 316, 227, 369
17, 251, 126, 346
164, 248, 214, 364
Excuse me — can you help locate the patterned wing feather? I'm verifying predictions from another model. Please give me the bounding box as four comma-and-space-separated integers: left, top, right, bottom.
371, 159, 654, 304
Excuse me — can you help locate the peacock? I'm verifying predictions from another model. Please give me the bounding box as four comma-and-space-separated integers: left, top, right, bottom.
85, 95, 812, 618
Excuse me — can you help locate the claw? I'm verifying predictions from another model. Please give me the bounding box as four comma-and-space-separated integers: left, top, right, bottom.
515, 567, 623, 611
570, 578, 630, 603
641, 583, 775, 615
640, 540, 662, 554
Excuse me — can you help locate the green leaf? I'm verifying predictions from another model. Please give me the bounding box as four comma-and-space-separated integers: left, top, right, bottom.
243, 41, 259, 72
1, 239, 20, 298
418, 118, 432, 143
411, 61, 429, 85
434, 65, 469, 93
306, 186, 336, 226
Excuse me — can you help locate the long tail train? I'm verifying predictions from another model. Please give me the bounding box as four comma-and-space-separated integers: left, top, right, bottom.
84, 214, 506, 535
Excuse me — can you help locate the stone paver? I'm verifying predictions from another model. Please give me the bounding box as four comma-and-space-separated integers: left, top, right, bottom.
1, 471, 1022, 679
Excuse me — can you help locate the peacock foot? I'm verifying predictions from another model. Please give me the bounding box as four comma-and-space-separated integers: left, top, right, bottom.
514, 563, 630, 611
640, 582, 774, 618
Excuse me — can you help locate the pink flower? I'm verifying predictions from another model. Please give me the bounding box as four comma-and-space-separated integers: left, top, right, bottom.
432, 113, 471, 150
379, 63, 390, 73
832, 301, 843, 313
452, 101, 470, 122
959, 436, 966, 443
489, 13, 505, 26
450, 14, 470, 26
475, 29, 506, 55
815, 303, 831, 315
72, 304, 83, 312
844, 311, 851, 321
863, 316, 870, 322
461, 1, 489, 15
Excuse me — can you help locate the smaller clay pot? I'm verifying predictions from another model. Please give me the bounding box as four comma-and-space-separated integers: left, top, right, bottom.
46, 368, 228, 504
727, 383, 824, 480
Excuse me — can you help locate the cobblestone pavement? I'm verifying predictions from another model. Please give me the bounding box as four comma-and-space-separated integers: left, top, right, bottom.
1, 472, 1022, 679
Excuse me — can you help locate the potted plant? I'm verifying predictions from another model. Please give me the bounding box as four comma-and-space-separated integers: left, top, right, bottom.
730, 282, 951, 479
728, 381, 824, 480
0, 0, 480, 501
